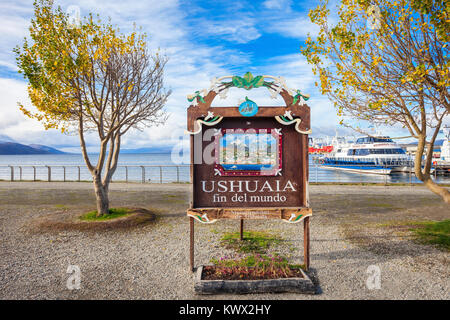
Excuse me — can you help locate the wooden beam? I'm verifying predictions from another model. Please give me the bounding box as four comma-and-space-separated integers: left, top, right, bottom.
190, 217, 194, 272
304, 216, 310, 271
187, 207, 312, 220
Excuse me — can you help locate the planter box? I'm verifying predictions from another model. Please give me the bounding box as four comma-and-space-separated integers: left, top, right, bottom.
194, 265, 316, 295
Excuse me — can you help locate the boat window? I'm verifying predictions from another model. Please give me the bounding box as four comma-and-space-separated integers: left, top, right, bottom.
369, 148, 405, 154
355, 149, 369, 155
373, 137, 393, 142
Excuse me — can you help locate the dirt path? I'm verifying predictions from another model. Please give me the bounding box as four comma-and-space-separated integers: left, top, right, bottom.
0, 182, 448, 299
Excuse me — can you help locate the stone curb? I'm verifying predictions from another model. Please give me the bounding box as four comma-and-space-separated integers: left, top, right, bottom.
194, 265, 316, 295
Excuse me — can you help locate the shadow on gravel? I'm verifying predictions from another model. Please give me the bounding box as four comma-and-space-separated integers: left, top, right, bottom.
305, 268, 322, 295
26, 207, 158, 233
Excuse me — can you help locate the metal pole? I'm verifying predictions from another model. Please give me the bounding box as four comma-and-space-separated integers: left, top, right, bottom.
19, 166, 22, 181
384, 165, 387, 185
141, 166, 145, 183
9, 166, 14, 181
434, 163, 437, 179
47, 166, 51, 182
125, 166, 128, 182
304, 216, 310, 271
409, 162, 412, 186
78, 166, 81, 182
190, 217, 195, 272
63, 166, 66, 182
240, 219, 244, 240
315, 162, 318, 183
176, 166, 180, 183
33, 166, 36, 181
159, 166, 162, 183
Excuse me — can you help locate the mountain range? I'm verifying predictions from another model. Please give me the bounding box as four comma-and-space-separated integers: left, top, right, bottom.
0, 142, 66, 155
0, 134, 174, 155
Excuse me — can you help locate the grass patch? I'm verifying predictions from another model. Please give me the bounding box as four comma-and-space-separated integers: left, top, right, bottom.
211, 253, 304, 270
79, 208, 132, 221
162, 194, 186, 204
366, 202, 396, 208
220, 230, 282, 254
54, 204, 69, 209
409, 220, 450, 251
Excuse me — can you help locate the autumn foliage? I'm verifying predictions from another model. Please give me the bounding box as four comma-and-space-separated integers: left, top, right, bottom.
302, 0, 449, 202
15, 0, 170, 214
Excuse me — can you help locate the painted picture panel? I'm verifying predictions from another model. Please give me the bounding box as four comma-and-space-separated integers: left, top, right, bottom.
214, 128, 282, 176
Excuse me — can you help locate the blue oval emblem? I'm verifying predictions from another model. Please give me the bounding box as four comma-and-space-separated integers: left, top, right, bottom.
238, 97, 258, 117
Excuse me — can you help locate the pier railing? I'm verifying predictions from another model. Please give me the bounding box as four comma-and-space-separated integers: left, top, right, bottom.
0, 165, 191, 183
0, 163, 447, 184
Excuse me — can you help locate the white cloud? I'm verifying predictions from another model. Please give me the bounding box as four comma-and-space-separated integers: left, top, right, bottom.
263, 0, 292, 10
266, 16, 319, 39
196, 18, 261, 44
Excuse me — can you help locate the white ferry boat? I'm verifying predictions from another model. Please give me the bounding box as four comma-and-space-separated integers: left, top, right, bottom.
321, 136, 413, 175
434, 126, 450, 175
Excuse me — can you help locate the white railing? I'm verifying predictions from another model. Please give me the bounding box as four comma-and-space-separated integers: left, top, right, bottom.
0, 165, 191, 183
0, 162, 448, 184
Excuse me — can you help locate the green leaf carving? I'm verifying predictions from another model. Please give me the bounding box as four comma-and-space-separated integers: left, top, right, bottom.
292, 90, 310, 105
231, 73, 266, 90
232, 76, 245, 88
252, 75, 264, 88
243, 72, 254, 84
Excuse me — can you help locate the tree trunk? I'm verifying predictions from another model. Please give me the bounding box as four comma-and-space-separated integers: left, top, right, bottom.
414, 134, 450, 204
423, 177, 450, 204
93, 172, 109, 216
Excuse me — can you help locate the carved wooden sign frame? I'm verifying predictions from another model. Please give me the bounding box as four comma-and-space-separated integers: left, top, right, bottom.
186, 73, 312, 271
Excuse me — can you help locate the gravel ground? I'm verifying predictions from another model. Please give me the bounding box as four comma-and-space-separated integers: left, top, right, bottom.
0, 182, 448, 299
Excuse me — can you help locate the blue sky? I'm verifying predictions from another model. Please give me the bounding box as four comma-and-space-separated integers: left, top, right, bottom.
0, 0, 427, 153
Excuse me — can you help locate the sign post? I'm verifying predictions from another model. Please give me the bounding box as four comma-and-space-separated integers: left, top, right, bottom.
186, 73, 312, 272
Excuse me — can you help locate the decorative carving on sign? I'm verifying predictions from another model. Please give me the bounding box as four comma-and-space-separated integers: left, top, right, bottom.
187, 89, 208, 106
238, 97, 259, 117
283, 211, 312, 224
187, 211, 218, 224
275, 110, 312, 134
292, 89, 310, 105
197, 72, 310, 106
185, 111, 224, 135
187, 208, 312, 223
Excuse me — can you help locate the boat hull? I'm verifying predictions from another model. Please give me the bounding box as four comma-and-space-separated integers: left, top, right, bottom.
322, 165, 392, 175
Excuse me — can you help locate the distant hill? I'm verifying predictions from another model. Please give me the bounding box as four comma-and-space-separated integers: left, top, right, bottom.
29, 144, 66, 154
0, 142, 66, 155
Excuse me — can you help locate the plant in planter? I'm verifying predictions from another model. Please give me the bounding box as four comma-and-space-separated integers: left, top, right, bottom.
195, 230, 315, 294
206, 253, 305, 280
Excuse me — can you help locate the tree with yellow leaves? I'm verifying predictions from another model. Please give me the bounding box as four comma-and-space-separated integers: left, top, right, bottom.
302, 0, 449, 203
14, 0, 170, 215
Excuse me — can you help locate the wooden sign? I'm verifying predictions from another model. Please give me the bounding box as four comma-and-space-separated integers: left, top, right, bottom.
186, 73, 312, 270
